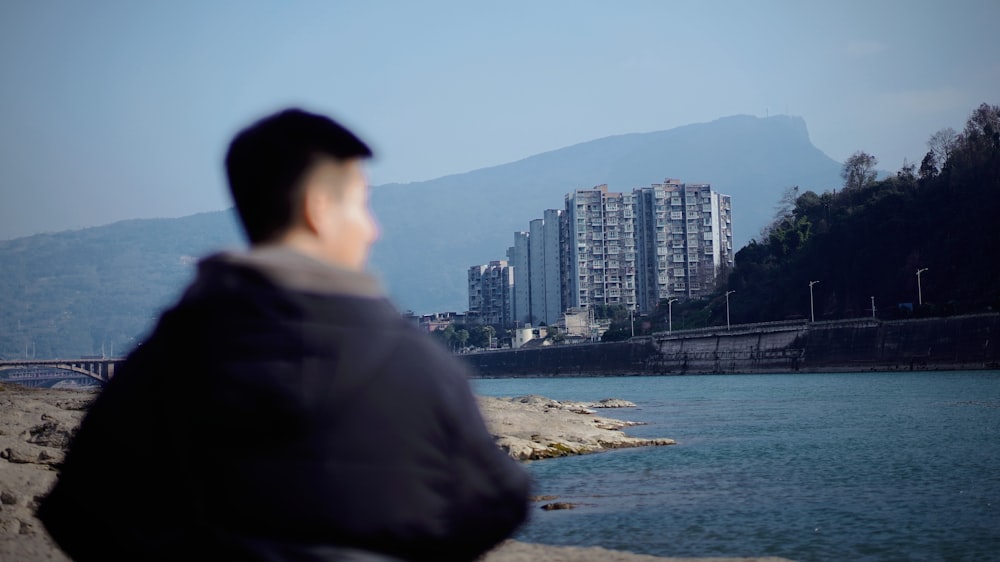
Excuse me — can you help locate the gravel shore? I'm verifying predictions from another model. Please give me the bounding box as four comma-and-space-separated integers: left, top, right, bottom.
0, 384, 790, 562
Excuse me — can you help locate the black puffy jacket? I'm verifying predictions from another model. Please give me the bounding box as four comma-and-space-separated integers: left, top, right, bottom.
39, 248, 531, 561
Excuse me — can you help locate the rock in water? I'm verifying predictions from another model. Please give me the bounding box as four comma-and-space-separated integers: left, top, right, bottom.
478, 395, 675, 460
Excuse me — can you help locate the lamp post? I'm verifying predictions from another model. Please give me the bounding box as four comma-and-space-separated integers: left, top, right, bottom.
725, 290, 735, 330
916, 268, 928, 306
667, 298, 678, 334
809, 280, 820, 323
871, 296, 876, 318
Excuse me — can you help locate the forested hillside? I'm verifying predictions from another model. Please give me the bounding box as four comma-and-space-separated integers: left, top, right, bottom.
719, 103, 1000, 325
0, 212, 243, 359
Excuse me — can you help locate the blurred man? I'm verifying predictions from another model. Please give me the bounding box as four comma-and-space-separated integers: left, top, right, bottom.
39, 108, 530, 561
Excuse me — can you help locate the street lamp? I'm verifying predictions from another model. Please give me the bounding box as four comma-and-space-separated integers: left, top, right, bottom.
667, 298, 678, 334
916, 268, 928, 306
871, 296, 876, 318
725, 290, 735, 330
809, 280, 820, 323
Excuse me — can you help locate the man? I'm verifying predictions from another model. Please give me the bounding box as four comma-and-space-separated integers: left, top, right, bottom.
38, 109, 531, 561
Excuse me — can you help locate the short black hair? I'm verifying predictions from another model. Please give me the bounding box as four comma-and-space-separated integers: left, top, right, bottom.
225, 108, 373, 244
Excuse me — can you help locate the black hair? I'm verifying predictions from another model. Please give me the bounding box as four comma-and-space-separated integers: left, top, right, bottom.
225, 108, 373, 244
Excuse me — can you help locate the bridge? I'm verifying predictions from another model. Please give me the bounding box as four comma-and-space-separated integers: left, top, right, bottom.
0, 358, 123, 384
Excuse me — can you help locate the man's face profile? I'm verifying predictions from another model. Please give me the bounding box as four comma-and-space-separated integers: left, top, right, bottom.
302, 158, 380, 271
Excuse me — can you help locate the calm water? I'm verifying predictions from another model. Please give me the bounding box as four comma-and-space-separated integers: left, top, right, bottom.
472, 372, 1000, 562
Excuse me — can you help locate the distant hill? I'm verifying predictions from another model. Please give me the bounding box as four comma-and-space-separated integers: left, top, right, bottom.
0, 212, 244, 359
0, 115, 844, 359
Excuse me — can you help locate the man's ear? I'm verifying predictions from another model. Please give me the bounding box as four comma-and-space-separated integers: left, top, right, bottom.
300, 183, 329, 235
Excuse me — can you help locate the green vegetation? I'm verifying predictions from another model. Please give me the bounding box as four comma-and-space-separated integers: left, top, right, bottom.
706, 103, 1000, 327
430, 324, 497, 351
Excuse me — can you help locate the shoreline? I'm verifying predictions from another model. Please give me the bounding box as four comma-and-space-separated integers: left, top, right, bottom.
0, 384, 790, 562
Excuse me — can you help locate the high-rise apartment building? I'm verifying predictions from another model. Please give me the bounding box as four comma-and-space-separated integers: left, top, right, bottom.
467, 260, 514, 327
507, 210, 562, 326
485, 178, 733, 325
563, 185, 638, 310
566, 180, 733, 313
541, 209, 563, 324
510, 232, 530, 325
634, 179, 733, 309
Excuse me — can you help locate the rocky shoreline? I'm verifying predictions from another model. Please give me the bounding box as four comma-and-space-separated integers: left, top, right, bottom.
0, 384, 789, 562
479, 394, 675, 461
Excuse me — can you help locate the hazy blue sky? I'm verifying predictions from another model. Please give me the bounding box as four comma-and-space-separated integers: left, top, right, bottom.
1, 1, 997, 240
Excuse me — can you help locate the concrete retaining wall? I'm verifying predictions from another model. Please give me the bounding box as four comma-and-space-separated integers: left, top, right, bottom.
463, 314, 1000, 377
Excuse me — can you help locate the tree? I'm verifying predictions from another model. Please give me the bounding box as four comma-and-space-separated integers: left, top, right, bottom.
455, 329, 470, 350
945, 103, 1000, 184
841, 151, 878, 191
919, 151, 938, 180
896, 159, 916, 184
546, 326, 565, 343
961, 103, 1000, 148
927, 127, 957, 168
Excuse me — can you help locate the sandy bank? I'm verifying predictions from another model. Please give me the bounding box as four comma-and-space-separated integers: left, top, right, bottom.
0, 385, 790, 562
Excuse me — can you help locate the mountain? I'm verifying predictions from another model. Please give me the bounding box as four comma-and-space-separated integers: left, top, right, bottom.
0, 114, 844, 359
369, 114, 842, 312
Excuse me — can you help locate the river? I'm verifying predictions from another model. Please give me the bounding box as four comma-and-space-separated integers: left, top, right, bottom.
472, 371, 1000, 562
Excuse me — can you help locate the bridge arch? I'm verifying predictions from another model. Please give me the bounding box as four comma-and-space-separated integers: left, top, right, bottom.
0, 359, 122, 384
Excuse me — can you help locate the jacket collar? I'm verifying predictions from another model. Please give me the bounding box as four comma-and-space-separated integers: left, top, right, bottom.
201, 246, 385, 299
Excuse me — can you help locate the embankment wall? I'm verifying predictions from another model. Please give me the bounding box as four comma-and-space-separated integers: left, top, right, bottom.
463, 313, 1000, 377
